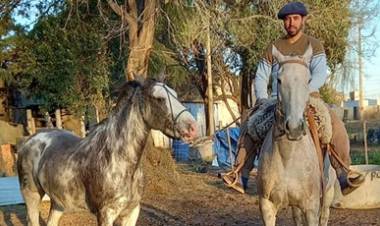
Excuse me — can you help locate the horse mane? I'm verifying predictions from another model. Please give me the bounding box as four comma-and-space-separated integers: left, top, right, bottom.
79, 80, 152, 160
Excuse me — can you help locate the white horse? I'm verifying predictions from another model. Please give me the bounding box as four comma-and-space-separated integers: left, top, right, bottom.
257, 45, 336, 226
17, 79, 198, 226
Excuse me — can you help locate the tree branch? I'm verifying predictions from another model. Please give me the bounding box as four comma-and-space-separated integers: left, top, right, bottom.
106, 0, 123, 16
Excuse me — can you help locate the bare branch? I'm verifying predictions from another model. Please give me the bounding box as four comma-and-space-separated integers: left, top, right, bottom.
106, 0, 123, 16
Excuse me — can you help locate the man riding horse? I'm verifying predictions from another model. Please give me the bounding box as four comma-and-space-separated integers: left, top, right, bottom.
223, 1, 364, 195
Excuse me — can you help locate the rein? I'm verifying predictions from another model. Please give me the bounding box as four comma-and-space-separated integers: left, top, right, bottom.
307, 107, 326, 195
273, 101, 286, 139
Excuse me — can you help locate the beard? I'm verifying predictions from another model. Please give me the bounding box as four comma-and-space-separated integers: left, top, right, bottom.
286, 24, 303, 37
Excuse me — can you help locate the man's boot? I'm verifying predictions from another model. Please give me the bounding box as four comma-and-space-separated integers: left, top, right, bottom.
328, 109, 365, 195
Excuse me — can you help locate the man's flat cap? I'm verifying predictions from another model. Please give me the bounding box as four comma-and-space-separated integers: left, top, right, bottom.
278, 2, 308, 19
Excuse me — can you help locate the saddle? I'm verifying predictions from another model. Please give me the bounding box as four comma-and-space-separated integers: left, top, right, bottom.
246, 96, 332, 145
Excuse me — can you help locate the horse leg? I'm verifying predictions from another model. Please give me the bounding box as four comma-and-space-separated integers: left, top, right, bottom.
319, 203, 331, 226
304, 209, 319, 226
259, 198, 277, 226
97, 207, 121, 226
292, 207, 305, 226
21, 188, 43, 226
320, 168, 337, 226
46, 201, 64, 226
118, 204, 141, 226
19, 169, 44, 226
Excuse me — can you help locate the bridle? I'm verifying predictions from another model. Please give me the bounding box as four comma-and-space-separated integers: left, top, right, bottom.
278, 58, 308, 68
156, 82, 191, 138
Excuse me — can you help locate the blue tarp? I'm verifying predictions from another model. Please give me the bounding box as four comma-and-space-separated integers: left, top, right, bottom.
213, 127, 240, 169
172, 139, 190, 162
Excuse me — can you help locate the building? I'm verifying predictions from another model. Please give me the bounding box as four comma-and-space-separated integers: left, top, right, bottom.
343, 91, 380, 120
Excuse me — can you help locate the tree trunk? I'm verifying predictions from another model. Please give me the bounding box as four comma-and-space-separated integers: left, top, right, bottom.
107, 0, 158, 81
126, 44, 153, 80
203, 96, 210, 135
240, 71, 251, 113
0, 80, 7, 121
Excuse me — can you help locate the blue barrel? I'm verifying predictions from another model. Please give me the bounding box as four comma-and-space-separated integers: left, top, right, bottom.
172, 139, 189, 162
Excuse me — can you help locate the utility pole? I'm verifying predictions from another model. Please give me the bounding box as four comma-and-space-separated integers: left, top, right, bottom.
358, 18, 369, 163
358, 20, 365, 120
206, 21, 214, 136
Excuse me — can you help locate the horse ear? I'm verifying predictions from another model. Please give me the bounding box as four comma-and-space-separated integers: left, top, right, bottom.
272, 45, 285, 64
302, 43, 313, 63
157, 69, 167, 82
133, 74, 145, 85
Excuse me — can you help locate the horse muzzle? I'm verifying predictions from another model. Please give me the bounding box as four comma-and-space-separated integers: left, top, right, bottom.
284, 119, 307, 141
178, 121, 199, 144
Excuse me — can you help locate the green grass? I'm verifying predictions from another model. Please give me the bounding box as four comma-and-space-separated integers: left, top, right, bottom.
350, 151, 380, 165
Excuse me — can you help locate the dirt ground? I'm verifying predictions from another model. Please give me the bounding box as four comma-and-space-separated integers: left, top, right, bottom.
1, 167, 380, 226
1, 140, 380, 226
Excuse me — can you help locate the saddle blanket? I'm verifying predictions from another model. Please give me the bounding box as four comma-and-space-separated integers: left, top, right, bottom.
247, 97, 332, 144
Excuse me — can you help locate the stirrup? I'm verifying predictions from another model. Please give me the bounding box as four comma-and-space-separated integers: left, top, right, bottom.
222, 171, 245, 194
340, 171, 365, 196
222, 171, 239, 186
347, 171, 365, 188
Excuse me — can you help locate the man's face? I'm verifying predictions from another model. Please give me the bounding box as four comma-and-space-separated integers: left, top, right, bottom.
283, 14, 305, 37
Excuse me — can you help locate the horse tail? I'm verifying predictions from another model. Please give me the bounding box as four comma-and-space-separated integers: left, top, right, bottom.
17, 132, 49, 191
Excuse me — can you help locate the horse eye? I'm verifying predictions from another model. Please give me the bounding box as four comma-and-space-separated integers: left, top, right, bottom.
277, 78, 282, 84
308, 78, 312, 84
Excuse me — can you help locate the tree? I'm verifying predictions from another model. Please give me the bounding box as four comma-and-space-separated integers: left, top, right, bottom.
155, 1, 244, 134
101, 0, 159, 81
2, 1, 112, 118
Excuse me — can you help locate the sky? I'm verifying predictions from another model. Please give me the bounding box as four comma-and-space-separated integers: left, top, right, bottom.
337, 6, 380, 100
363, 26, 380, 100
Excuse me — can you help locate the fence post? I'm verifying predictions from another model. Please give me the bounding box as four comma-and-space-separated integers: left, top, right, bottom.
80, 115, 86, 138
26, 109, 36, 135
363, 120, 368, 164
55, 109, 62, 129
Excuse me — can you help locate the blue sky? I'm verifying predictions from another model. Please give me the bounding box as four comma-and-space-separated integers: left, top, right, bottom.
363, 28, 380, 99
337, 4, 380, 100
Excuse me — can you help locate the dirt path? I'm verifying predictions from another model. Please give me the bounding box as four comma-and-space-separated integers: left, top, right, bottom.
1, 166, 380, 226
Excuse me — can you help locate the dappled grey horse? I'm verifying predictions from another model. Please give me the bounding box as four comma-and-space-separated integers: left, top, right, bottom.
17, 79, 198, 226
257, 45, 336, 226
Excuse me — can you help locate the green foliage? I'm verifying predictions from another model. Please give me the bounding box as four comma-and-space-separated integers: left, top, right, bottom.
3, 1, 111, 115
225, 0, 351, 74
155, 1, 352, 100
0, 0, 361, 117
319, 84, 344, 105
305, 0, 351, 72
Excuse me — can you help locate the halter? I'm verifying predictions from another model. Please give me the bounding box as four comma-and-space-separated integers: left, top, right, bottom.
278, 59, 309, 68
157, 83, 191, 138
